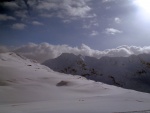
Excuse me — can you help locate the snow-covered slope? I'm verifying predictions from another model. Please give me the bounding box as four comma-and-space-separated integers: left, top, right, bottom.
1, 52, 150, 113
43, 53, 150, 93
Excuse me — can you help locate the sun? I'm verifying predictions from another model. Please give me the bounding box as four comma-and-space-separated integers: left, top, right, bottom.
134, 0, 150, 13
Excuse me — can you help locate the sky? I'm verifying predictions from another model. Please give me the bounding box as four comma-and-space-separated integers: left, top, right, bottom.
1, 0, 150, 62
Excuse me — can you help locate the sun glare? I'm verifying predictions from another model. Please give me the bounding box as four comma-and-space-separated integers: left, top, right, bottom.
135, 0, 150, 13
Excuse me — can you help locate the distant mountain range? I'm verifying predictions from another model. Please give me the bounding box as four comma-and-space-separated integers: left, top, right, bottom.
43, 53, 150, 93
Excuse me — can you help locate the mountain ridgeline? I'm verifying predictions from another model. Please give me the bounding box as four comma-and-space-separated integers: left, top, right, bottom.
43, 53, 150, 93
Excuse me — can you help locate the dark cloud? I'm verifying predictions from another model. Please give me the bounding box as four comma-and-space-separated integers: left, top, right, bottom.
0, 14, 16, 21
0, 0, 96, 23
0, 0, 15, 2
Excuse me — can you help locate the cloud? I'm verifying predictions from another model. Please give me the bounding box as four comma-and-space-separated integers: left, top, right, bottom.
114, 17, 121, 24
32, 21, 43, 26
105, 28, 122, 35
83, 24, 90, 29
90, 31, 98, 36
36, 1, 59, 10
64, 0, 91, 18
12, 23, 26, 30
83, 19, 99, 29
102, 0, 115, 3
36, 0, 94, 19
1, 43, 148, 63
0, 0, 96, 29
15, 10, 28, 19
14, 43, 82, 63
1, 43, 150, 63
0, 46, 9, 53
39, 13, 53, 18
62, 19, 71, 23
0, 14, 16, 21
3, 1, 19, 9
105, 6, 111, 10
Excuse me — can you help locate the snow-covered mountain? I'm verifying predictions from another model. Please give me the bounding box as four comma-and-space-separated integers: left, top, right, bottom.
1, 52, 150, 113
43, 53, 150, 93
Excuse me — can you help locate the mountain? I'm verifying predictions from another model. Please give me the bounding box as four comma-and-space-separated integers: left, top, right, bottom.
43, 53, 150, 93
1, 52, 150, 113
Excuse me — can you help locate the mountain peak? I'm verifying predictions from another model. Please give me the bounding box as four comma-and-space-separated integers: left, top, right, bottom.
58, 53, 76, 58
43, 53, 150, 93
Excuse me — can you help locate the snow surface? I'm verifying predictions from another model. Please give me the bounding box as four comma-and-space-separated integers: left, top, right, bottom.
0, 52, 150, 113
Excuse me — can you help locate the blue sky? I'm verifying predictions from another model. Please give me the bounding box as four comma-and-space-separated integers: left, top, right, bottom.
1, 0, 150, 50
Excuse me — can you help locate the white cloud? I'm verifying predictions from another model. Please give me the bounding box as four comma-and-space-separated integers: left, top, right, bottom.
36, 0, 93, 19
0, 14, 16, 21
1, 43, 150, 63
83, 19, 99, 29
90, 31, 99, 36
114, 17, 121, 24
102, 0, 115, 3
14, 43, 81, 63
12, 23, 26, 30
105, 28, 122, 35
14, 43, 150, 62
32, 21, 43, 26
64, 0, 91, 18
